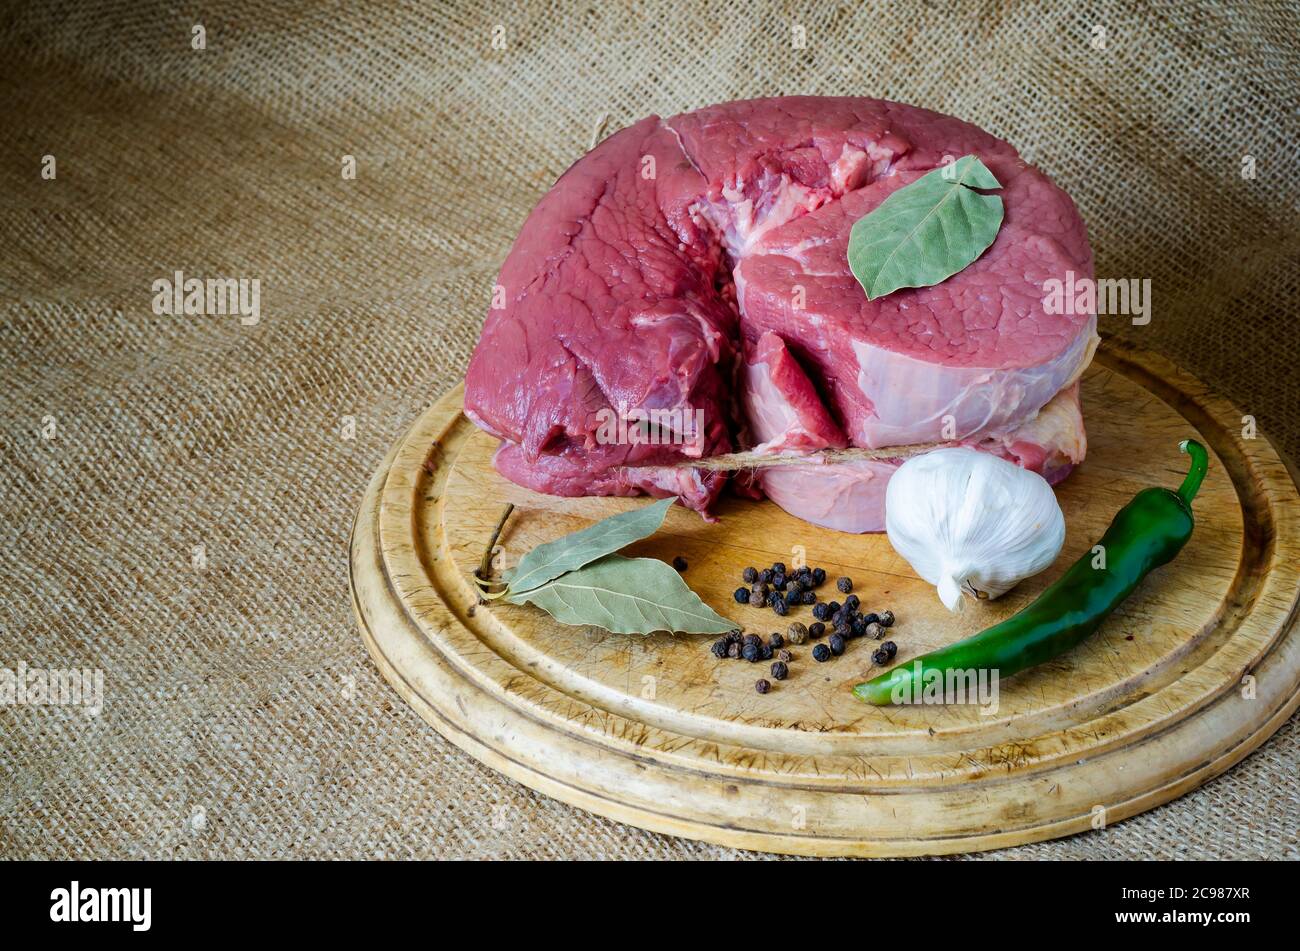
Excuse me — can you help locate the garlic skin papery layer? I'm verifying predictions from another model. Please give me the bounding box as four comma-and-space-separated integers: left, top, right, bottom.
884, 447, 1066, 612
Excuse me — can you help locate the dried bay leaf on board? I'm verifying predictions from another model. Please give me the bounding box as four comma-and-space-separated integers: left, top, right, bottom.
506, 554, 734, 635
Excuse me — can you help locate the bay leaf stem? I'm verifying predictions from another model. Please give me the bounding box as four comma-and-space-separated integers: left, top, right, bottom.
475, 502, 514, 595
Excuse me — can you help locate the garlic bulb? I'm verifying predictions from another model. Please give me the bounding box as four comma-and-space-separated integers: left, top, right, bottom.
885, 448, 1065, 612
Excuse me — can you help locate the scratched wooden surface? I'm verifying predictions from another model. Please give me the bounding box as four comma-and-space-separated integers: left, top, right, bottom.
350, 339, 1300, 856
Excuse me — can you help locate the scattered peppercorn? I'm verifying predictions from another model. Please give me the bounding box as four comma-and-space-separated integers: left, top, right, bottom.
759, 644, 774, 660
837, 576, 853, 594
755, 678, 771, 695
769, 632, 784, 649
844, 594, 860, 611
808, 621, 826, 639
812, 568, 826, 585
727, 643, 741, 659
879, 610, 895, 627
725, 630, 743, 644
770, 661, 789, 681
826, 601, 841, 615
772, 596, 788, 616
865, 622, 884, 640
861, 612, 879, 626
711, 639, 728, 659
733, 587, 750, 604
742, 642, 761, 663
881, 640, 898, 659
871, 648, 890, 665
673, 556, 688, 572
851, 617, 867, 639
772, 572, 787, 590
777, 649, 793, 663
812, 603, 831, 621
800, 590, 816, 605
786, 622, 808, 645
829, 633, 846, 656
812, 643, 831, 662
742, 633, 761, 647
742, 566, 758, 584
752, 582, 769, 600
759, 568, 773, 584
772, 562, 786, 575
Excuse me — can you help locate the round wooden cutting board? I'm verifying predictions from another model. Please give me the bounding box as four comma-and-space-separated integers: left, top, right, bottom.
349, 340, 1300, 856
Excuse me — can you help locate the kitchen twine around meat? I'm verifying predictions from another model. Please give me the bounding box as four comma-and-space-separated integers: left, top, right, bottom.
1, 0, 1297, 859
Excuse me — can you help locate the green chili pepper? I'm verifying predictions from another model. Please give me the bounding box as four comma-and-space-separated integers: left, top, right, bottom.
853, 439, 1208, 706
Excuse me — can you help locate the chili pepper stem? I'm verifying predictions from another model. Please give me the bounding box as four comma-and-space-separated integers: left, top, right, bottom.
1177, 439, 1208, 505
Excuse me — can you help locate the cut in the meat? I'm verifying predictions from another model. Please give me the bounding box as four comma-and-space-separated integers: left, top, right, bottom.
463, 97, 1097, 530
743, 331, 847, 453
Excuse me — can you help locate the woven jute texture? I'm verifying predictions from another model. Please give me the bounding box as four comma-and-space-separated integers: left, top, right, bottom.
2, 0, 1298, 860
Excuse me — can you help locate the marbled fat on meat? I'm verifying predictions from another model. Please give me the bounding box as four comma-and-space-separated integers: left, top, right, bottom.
464, 96, 1097, 530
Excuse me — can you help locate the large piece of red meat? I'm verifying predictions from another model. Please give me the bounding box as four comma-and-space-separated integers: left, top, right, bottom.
464, 97, 1097, 531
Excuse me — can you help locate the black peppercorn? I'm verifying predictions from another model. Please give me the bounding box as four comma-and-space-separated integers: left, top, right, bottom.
742, 566, 758, 584
772, 572, 787, 590
725, 630, 743, 644
752, 582, 769, 600
801, 590, 815, 605
871, 648, 890, 665
844, 594, 860, 611
742, 642, 761, 663
861, 612, 879, 626
755, 678, 771, 695
769, 632, 784, 649
826, 601, 841, 615
865, 621, 884, 640
733, 587, 750, 604
759, 644, 773, 660
770, 661, 789, 681
881, 640, 898, 659
829, 633, 846, 656
879, 610, 895, 627
808, 621, 825, 639
851, 616, 867, 639
772, 562, 786, 575
727, 643, 741, 659
759, 568, 773, 584
812, 567, 826, 585
777, 649, 793, 663
837, 576, 853, 594
743, 632, 761, 647
711, 639, 728, 658
772, 596, 788, 616
812, 602, 830, 621
673, 556, 688, 572
812, 643, 831, 662
786, 622, 808, 645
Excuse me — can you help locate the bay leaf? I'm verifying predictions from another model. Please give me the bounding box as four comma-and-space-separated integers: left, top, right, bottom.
506, 496, 676, 595
847, 155, 1003, 301
506, 555, 733, 635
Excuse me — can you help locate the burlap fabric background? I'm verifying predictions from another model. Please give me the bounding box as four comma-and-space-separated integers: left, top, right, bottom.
2, 0, 1297, 860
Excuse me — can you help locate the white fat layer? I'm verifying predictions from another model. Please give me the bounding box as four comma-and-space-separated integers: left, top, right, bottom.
849, 315, 1099, 447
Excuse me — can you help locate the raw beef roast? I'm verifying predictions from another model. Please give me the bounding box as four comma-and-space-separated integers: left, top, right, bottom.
464, 97, 1097, 531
